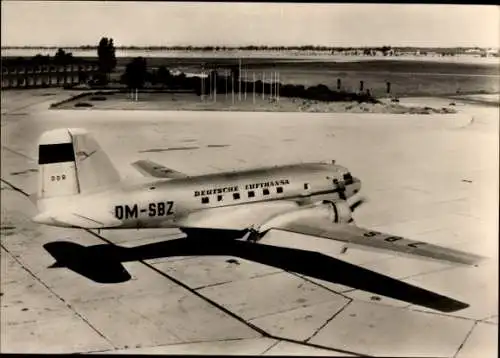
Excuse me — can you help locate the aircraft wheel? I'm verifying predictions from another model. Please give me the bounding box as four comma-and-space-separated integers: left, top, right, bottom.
246, 229, 262, 243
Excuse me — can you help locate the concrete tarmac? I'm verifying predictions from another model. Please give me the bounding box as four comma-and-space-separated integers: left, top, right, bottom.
1, 89, 498, 356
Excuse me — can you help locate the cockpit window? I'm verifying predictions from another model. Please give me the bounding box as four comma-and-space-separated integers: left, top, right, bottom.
343, 172, 353, 183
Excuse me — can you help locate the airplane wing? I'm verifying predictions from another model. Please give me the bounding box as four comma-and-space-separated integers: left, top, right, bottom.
266, 218, 485, 266
132, 160, 188, 179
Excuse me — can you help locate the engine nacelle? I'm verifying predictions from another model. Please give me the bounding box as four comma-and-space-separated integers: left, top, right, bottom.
314, 200, 353, 224
256, 200, 353, 235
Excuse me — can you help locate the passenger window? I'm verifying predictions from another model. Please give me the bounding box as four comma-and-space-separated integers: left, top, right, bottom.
233, 193, 240, 200
304, 183, 309, 190
201, 197, 209, 204
263, 188, 270, 195
248, 191, 255, 198
217, 195, 223, 202
277, 187, 283, 193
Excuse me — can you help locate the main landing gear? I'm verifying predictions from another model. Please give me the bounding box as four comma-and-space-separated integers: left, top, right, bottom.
245, 228, 262, 243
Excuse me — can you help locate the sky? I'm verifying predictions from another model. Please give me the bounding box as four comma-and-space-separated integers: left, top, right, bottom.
1, 1, 499, 48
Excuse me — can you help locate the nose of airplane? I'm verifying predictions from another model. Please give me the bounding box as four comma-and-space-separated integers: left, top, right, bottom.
345, 177, 363, 210
343, 176, 362, 201
351, 177, 362, 193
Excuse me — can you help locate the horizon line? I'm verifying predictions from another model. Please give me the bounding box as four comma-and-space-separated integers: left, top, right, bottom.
2, 45, 498, 50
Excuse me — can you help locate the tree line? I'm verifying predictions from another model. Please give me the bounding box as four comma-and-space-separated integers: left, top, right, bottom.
3, 45, 491, 53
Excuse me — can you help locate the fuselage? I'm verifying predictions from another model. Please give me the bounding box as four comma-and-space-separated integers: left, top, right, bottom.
36, 161, 361, 229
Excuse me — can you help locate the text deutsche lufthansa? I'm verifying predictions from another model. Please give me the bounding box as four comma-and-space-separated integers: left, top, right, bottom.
194, 179, 290, 197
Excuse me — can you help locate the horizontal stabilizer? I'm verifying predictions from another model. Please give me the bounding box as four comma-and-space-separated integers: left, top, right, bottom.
132, 160, 188, 179
33, 209, 122, 229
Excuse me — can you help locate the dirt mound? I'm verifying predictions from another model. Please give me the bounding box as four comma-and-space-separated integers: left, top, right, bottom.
294, 99, 457, 114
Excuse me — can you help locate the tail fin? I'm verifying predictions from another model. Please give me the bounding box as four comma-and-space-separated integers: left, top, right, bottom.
37, 128, 121, 202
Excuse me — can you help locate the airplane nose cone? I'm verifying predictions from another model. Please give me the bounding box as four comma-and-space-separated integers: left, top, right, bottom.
344, 177, 362, 203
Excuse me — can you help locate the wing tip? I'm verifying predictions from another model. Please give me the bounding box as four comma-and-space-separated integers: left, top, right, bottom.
456, 252, 489, 267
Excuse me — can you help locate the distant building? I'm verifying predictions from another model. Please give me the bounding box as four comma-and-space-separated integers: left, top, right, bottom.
465, 48, 481, 54
484, 48, 499, 57
1, 59, 99, 89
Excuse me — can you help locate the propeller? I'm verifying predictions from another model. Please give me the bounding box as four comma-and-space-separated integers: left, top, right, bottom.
343, 193, 367, 225
350, 197, 366, 212
347, 192, 366, 213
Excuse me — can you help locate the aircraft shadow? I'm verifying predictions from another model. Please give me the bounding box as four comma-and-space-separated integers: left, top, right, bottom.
44, 230, 469, 313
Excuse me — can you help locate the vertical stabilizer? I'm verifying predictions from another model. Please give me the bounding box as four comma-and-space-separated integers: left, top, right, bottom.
37, 128, 121, 202
69, 128, 121, 194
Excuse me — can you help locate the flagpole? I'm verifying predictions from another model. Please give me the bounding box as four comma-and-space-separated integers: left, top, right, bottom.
244, 67, 247, 101
274, 71, 277, 98
214, 71, 217, 103
270, 72, 273, 100
253, 72, 255, 104
238, 58, 242, 101
277, 71, 280, 101
262, 71, 265, 100
209, 69, 212, 100
232, 75, 234, 104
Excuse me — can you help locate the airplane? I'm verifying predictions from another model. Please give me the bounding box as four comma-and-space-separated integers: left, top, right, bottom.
32, 127, 485, 269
